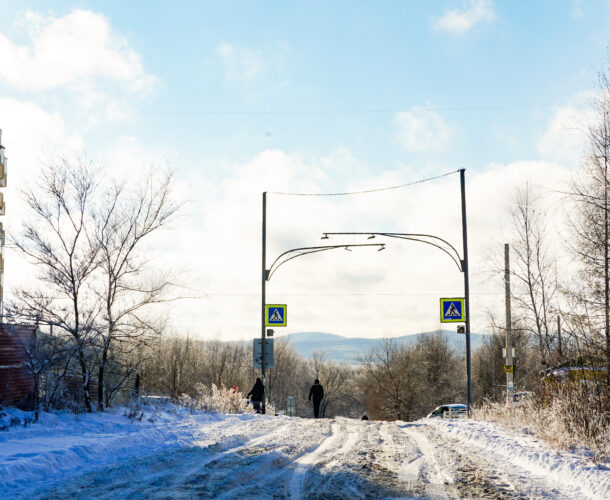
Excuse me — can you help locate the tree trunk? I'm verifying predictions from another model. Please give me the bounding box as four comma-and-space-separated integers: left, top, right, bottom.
98, 355, 106, 411
77, 350, 92, 413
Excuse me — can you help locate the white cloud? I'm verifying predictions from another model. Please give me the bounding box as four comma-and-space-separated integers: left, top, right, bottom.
0, 97, 84, 297
0, 98, 82, 177
537, 105, 594, 167
217, 43, 264, 81
0, 9, 156, 93
394, 108, 452, 152
146, 146, 575, 341
434, 0, 497, 35
570, 0, 584, 19
2, 127, 577, 341
216, 42, 289, 83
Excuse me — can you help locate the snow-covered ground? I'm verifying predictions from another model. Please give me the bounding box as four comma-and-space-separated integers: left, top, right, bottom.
0, 405, 608, 499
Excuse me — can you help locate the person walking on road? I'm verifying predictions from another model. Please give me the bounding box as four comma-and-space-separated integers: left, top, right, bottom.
308, 379, 324, 418
247, 377, 264, 414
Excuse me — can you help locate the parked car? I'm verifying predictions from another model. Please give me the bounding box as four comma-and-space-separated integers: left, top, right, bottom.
426, 403, 468, 419
512, 391, 533, 403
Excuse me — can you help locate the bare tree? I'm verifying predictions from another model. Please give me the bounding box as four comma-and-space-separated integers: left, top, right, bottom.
15, 325, 76, 411
10, 159, 101, 412
410, 332, 462, 416
93, 169, 179, 410
359, 339, 416, 420
566, 62, 610, 405
265, 338, 309, 413
508, 183, 559, 366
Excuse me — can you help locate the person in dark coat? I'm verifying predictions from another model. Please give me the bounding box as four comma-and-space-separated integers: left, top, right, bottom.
247, 377, 264, 413
308, 379, 324, 418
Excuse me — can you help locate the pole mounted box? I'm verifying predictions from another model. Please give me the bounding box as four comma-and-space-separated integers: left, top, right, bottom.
253, 338, 274, 369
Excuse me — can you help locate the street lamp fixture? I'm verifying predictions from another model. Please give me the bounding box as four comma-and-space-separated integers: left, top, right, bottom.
321, 167, 472, 417
323, 232, 462, 272
261, 191, 387, 414
321, 229, 471, 412
266, 243, 385, 281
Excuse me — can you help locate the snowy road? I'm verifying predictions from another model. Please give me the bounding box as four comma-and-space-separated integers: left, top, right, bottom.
1, 408, 607, 499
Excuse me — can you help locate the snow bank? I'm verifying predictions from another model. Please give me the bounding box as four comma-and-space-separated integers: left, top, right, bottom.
0, 405, 257, 494
428, 418, 609, 500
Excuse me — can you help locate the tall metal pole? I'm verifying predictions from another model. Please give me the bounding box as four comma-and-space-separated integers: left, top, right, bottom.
460, 169, 472, 415
261, 191, 267, 414
505, 243, 514, 403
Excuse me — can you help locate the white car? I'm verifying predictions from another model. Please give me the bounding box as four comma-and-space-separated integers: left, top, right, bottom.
426, 403, 468, 418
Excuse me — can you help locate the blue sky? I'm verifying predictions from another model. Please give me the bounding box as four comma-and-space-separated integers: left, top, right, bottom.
0, 1, 609, 339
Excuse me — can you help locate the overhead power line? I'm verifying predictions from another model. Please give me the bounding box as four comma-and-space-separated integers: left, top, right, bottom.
138, 104, 557, 115
177, 291, 502, 297
271, 169, 459, 196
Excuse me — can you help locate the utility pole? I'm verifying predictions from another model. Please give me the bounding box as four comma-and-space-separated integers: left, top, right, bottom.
261, 191, 267, 414
505, 243, 514, 403
459, 169, 472, 415
557, 315, 563, 360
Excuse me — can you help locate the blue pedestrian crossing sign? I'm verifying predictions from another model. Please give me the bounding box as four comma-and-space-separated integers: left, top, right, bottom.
266, 304, 287, 327
440, 298, 465, 323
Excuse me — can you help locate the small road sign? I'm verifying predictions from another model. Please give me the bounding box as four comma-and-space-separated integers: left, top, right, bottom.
253, 338, 274, 369
266, 304, 287, 326
286, 396, 295, 417
440, 298, 465, 323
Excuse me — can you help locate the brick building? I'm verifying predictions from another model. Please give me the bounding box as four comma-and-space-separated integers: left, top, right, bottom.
0, 324, 36, 409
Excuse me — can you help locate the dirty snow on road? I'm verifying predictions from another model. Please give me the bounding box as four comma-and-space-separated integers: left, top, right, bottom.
1, 406, 607, 499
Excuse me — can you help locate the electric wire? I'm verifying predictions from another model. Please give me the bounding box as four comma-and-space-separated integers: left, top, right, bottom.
174, 291, 502, 297
138, 104, 557, 115
270, 169, 459, 196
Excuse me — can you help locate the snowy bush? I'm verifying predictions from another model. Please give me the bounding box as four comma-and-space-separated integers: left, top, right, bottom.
474, 386, 609, 460
178, 384, 252, 414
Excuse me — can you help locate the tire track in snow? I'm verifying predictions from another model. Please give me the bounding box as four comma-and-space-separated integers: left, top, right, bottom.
403, 425, 453, 484
148, 417, 298, 495
288, 421, 344, 500
425, 421, 585, 499
214, 419, 334, 499
323, 420, 361, 469
40, 417, 296, 500
399, 424, 454, 499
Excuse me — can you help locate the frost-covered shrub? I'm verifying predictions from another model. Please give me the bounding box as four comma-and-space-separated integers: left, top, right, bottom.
474, 386, 609, 460
178, 384, 252, 414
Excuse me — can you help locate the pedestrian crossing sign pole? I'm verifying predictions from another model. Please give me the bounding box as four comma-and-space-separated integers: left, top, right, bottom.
265, 304, 287, 327
440, 298, 465, 323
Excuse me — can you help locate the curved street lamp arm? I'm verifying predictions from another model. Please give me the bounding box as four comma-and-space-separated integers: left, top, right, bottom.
384, 235, 462, 271
322, 232, 462, 272
267, 243, 385, 281
384, 233, 462, 264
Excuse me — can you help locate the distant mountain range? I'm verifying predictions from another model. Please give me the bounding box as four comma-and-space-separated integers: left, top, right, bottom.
274, 330, 486, 364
